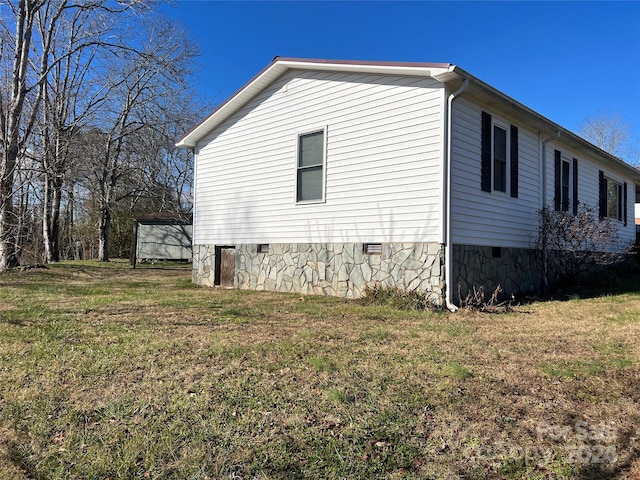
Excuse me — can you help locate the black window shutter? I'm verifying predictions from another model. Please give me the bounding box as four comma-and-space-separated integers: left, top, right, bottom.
617, 184, 623, 221
481, 111, 492, 192
618, 182, 627, 225
554, 150, 561, 211
510, 125, 518, 198
624, 182, 628, 226
598, 171, 606, 219
572, 158, 578, 215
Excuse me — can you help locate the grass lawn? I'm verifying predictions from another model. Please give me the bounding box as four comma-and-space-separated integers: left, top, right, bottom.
0, 261, 638, 479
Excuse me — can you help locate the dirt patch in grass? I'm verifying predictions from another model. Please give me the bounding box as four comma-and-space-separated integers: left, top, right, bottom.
0, 427, 31, 480
0, 261, 639, 479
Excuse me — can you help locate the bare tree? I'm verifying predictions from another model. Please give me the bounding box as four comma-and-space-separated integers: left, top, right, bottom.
0, 0, 42, 270
135, 96, 203, 215
13, 152, 40, 262
37, 2, 109, 262
0, 0, 143, 270
1, 0, 204, 266
82, 16, 198, 261
581, 111, 639, 165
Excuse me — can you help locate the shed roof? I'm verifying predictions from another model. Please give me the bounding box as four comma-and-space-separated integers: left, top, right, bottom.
136, 212, 193, 225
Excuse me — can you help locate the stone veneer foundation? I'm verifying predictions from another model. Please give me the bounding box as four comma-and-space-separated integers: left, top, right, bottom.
193, 242, 445, 304
452, 244, 540, 302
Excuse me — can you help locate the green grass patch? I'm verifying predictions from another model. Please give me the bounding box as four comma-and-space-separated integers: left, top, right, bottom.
445, 322, 474, 337
540, 359, 624, 379
325, 388, 349, 403
309, 355, 335, 372
0, 261, 638, 479
360, 284, 439, 311
360, 326, 394, 342
592, 340, 630, 356
445, 361, 472, 379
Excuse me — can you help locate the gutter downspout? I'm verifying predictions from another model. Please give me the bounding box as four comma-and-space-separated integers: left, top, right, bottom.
540, 131, 560, 292
444, 79, 469, 312
189, 146, 198, 267
541, 131, 561, 208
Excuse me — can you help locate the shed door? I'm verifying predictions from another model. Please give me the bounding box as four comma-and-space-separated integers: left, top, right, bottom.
219, 247, 236, 287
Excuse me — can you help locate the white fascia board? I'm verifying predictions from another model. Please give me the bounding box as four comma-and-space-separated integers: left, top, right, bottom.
176, 62, 289, 148
176, 58, 452, 148
276, 59, 451, 78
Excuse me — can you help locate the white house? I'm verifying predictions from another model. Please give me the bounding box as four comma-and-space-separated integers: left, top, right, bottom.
177, 57, 640, 307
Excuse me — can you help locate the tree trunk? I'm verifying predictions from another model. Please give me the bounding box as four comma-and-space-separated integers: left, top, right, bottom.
50, 181, 61, 262
65, 185, 78, 260
42, 174, 52, 262
43, 173, 63, 263
97, 206, 111, 262
0, 0, 34, 272
0, 146, 21, 271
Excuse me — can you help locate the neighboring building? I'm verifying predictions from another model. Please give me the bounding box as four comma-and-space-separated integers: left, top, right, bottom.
177, 57, 640, 307
132, 213, 193, 265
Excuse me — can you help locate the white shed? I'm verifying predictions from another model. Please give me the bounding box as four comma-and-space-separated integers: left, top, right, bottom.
132, 213, 193, 265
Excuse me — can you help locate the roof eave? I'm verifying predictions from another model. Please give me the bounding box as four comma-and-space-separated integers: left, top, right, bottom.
177, 58, 640, 182
436, 66, 640, 182
177, 57, 286, 148
176, 57, 452, 148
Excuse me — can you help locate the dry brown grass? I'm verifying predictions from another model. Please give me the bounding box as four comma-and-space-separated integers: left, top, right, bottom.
0, 261, 638, 479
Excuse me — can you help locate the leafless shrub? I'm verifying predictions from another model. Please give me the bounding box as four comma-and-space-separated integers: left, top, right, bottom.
535, 204, 632, 291
457, 284, 515, 313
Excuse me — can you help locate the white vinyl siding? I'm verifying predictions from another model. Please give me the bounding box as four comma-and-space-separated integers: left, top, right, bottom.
136, 224, 192, 260
450, 94, 637, 249
194, 70, 445, 244
553, 146, 635, 246
450, 98, 540, 247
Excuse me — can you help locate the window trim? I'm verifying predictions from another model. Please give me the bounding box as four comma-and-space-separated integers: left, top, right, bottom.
481, 111, 517, 197
560, 156, 571, 212
572, 157, 579, 215
601, 173, 626, 222
295, 126, 327, 204
493, 123, 508, 193
605, 176, 622, 221
554, 151, 579, 214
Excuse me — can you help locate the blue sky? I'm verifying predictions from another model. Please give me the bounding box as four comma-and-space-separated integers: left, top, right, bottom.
162, 1, 640, 141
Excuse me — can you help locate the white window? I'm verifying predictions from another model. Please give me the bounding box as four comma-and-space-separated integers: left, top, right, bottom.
296, 129, 325, 203
554, 152, 579, 214
481, 111, 518, 197
493, 124, 507, 192
606, 178, 622, 220
561, 159, 570, 212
